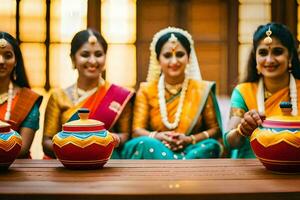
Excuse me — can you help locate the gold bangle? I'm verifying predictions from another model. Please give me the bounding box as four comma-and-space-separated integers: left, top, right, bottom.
202, 131, 209, 139
237, 124, 247, 137
149, 131, 157, 138
190, 135, 196, 145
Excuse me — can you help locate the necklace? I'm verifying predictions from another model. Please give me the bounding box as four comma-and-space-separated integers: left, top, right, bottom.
4, 82, 14, 121
72, 78, 104, 105
158, 74, 189, 129
264, 87, 272, 99
165, 82, 182, 95
257, 74, 298, 116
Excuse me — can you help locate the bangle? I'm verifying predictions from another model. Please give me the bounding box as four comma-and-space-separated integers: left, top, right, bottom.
237, 124, 247, 137
149, 131, 157, 138
190, 135, 196, 145
202, 131, 209, 139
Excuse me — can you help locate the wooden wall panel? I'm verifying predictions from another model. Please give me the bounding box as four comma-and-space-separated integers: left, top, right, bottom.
137, 0, 233, 95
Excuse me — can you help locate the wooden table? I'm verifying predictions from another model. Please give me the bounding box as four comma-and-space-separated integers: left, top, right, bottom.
0, 159, 299, 200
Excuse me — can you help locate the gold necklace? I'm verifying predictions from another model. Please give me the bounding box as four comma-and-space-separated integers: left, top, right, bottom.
164, 82, 182, 95
264, 87, 273, 99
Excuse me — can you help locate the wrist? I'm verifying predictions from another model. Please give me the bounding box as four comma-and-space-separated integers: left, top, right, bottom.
190, 135, 196, 145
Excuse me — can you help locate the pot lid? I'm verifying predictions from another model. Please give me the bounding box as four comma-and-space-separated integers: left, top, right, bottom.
0, 120, 11, 132
262, 102, 300, 129
62, 108, 105, 132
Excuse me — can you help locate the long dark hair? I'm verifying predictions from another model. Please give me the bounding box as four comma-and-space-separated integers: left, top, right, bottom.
0, 31, 30, 88
242, 22, 300, 83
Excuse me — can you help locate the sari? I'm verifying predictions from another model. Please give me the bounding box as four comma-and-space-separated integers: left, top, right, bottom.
43, 81, 134, 158
225, 80, 300, 158
0, 88, 42, 131
122, 79, 223, 159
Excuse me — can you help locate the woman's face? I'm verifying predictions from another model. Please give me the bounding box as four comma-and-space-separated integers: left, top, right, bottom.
73, 41, 106, 80
0, 41, 16, 81
256, 37, 290, 80
158, 40, 189, 81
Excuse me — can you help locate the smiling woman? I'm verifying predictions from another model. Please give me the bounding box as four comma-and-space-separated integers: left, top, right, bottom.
224, 22, 300, 158
0, 31, 42, 159
42, 29, 134, 159
122, 27, 223, 160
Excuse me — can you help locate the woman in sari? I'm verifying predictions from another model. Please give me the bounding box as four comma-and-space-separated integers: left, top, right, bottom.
0, 31, 42, 158
122, 27, 222, 159
224, 22, 300, 158
42, 29, 134, 159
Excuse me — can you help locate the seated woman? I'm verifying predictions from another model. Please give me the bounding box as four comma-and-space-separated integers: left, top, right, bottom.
0, 31, 42, 158
42, 29, 134, 159
224, 22, 300, 158
122, 27, 223, 159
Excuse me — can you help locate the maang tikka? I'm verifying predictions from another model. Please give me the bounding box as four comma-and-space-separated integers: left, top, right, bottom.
263, 26, 272, 45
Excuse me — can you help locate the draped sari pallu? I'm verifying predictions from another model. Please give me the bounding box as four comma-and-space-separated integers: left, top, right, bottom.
65, 84, 134, 129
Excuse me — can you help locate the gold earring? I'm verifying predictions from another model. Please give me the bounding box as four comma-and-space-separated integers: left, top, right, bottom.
256, 66, 261, 75
288, 62, 292, 73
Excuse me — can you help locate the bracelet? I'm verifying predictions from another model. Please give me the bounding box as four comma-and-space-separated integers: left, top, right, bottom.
237, 124, 247, 137
190, 135, 196, 145
149, 131, 157, 138
202, 131, 209, 139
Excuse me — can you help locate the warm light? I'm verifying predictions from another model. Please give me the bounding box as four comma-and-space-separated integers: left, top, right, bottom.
19, 0, 46, 42
51, 0, 87, 42
20, 43, 46, 88
0, 1, 16, 35
49, 44, 78, 88
106, 45, 136, 88
101, 0, 136, 43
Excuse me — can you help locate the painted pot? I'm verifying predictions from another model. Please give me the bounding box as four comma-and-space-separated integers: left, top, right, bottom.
0, 120, 22, 170
250, 102, 300, 173
52, 108, 118, 170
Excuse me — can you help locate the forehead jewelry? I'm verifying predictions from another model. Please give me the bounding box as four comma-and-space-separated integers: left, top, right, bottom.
263, 26, 272, 45
168, 33, 178, 51
0, 38, 8, 48
88, 30, 97, 45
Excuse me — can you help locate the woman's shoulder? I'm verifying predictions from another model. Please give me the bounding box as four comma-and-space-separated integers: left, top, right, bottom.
234, 82, 257, 91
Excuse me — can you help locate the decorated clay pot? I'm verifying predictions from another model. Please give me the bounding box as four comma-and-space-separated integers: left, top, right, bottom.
52, 108, 118, 170
0, 120, 22, 170
250, 102, 300, 173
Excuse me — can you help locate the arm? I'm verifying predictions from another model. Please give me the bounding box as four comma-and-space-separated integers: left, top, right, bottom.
18, 102, 40, 158
225, 89, 264, 149
132, 84, 174, 143
42, 91, 62, 158
112, 100, 133, 147
173, 93, 221, 150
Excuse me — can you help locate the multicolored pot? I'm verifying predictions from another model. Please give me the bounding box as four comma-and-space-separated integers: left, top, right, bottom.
250, 102, 300, 173
0, 120, 22, 170
52, 108, 118, 170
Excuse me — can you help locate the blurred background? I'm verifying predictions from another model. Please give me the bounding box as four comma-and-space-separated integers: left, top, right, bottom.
1, 0, 299, 158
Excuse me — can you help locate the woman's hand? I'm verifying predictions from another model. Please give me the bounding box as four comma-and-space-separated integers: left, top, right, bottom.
239, 109, 265, 136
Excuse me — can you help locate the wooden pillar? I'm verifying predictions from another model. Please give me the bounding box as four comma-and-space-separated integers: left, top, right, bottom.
272, 0, 298, 39
87, 0, 101, 32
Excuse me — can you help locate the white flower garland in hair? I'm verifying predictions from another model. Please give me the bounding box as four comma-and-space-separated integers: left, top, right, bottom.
158, 74, 189, 129
256, 73, 298, 115
146, 27, 202, 82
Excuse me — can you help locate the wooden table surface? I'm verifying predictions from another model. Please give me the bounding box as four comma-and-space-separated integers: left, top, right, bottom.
0, 159, 299, 200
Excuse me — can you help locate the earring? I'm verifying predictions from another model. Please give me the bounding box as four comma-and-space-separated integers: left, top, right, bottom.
13, 66, 17, 80
256, 66, 261, 75
288, 62, 292, 73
